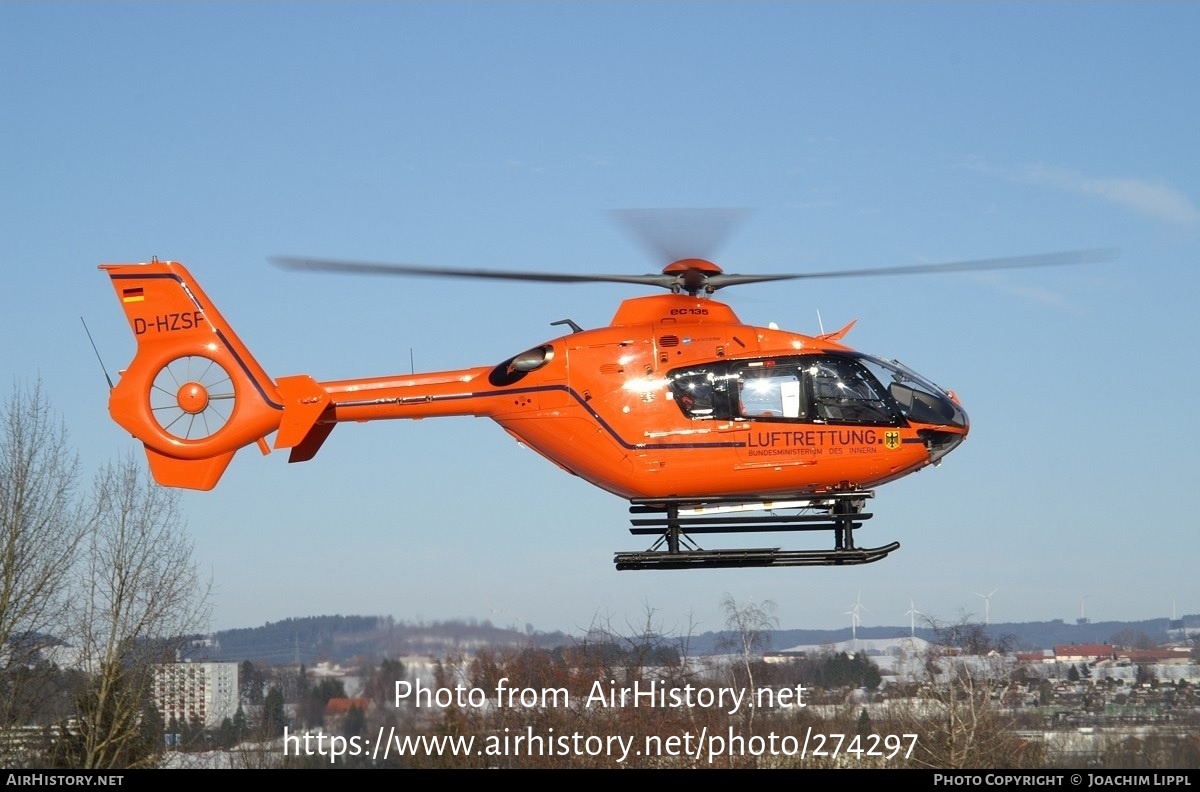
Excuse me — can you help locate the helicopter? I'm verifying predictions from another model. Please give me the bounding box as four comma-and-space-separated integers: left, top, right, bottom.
98, 247, 1107, 570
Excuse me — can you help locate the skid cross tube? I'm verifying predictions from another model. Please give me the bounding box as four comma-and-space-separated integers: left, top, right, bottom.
614, 490, 898, 570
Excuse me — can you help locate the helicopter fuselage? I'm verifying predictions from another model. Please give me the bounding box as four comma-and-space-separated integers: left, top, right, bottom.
291, 293, 968, 500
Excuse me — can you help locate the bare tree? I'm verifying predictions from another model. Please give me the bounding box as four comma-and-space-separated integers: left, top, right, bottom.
881, 616, 1041, 769
63, 453, 211, 769
0, 382, 90, 756
716, 594, 777, 727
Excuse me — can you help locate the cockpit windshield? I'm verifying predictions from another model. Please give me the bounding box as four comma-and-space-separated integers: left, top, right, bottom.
856, 354, 967, 429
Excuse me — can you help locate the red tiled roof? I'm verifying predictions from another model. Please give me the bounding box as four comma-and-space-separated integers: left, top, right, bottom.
1053, 644, 1113, 658
325, 697, 370, 716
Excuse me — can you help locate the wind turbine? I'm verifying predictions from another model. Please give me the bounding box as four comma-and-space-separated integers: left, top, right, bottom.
975, 588, 998, 626
905, 599, 922, 638
845, 592, 867, 649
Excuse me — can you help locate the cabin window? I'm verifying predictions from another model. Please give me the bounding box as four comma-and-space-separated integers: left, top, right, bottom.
734, 363, 806, 419
669, 369, 719, 417
668, 354, 901, 426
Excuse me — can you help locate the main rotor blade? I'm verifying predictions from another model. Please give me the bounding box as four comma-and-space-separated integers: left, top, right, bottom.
705, 247, 1118, 291
274, 247, 1116, 294
272, 256, 677, 288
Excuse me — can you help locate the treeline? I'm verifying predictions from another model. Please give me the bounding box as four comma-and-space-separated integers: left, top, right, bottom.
758, 651, 883, 690
213, 615, 389, 665
208, 615, 571, 665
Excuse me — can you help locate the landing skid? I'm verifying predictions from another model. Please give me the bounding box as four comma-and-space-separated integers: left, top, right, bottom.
614, 491, 899, 571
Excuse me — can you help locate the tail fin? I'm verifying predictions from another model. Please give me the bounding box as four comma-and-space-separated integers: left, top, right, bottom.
101, 259, 289, 489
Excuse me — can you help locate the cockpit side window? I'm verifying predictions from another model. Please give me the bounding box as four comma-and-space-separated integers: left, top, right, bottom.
805, 357, 897, 424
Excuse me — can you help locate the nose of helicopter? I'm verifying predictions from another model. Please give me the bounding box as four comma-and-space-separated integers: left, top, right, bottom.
918, 390, 968, 465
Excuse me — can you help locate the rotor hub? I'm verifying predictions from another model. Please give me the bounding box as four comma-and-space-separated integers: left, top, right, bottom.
662, 258, 724, 295
662, 258, 723, 276
177, 382, 210, 414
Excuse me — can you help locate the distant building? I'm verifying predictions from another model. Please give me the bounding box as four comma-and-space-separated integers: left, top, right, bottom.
1016, 650, 1054, 664
153, 662, 239, 729
1117, 647, 1192, 666
1053, 644, 1114, 663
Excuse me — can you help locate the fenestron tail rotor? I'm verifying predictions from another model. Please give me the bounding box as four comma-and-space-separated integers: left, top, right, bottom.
150, 356, 236, 441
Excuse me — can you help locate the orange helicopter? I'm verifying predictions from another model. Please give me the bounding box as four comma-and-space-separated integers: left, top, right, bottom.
99, 248, 1105, 570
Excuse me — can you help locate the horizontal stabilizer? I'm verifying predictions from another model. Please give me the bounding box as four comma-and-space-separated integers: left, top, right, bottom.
274, 374, 331, 450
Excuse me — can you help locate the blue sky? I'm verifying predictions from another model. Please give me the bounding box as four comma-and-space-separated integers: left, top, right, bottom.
2, 2, 1198, 638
